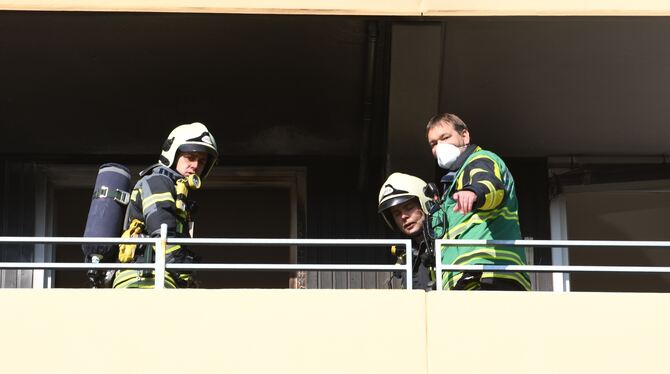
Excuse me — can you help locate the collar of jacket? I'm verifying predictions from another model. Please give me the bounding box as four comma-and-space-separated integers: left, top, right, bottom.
140, 163, 183, 182
445, 144, 481, 172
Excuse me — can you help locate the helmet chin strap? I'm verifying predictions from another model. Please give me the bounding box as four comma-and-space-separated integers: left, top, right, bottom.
410, 224, 427, 243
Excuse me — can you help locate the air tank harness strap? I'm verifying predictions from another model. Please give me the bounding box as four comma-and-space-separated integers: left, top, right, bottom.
93, 185, 130, 205
118, 219, 145, 263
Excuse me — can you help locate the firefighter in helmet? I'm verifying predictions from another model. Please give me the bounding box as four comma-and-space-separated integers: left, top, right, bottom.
378, 173, 436, 291
113, 122, 218, 288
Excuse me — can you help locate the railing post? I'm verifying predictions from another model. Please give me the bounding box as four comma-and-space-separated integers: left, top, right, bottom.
154, 223, 167, 289
550, 196, 571, 292
435, 239, 443, 291
404, 239, 413, 290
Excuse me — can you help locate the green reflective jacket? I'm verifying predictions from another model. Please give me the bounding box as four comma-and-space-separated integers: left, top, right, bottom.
431, 146, 531, 290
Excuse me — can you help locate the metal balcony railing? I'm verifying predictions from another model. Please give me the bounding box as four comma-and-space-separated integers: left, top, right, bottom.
434, 238, 670, 291
0, 224, 414, 289
3, 224, 670, 291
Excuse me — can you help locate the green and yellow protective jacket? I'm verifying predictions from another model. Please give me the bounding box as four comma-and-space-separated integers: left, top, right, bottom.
431, 145, 531, 290
113, 164, 196, 288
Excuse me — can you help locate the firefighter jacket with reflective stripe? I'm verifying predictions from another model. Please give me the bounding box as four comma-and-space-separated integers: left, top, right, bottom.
431, 145, 531, 290
114, 165, 196, 288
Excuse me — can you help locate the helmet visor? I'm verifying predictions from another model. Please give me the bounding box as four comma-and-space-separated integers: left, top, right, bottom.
377, 195, 416, 214
178, 143, 218, 159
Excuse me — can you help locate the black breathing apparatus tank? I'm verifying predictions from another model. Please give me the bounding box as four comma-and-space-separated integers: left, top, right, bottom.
82, 163, 131, 263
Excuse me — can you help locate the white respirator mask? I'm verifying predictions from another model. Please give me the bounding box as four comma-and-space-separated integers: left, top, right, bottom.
435, 143, 462, 169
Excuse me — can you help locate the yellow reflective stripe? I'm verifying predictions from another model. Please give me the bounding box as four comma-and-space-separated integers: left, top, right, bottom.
150, 244, 182, 254
165, 245, 181, 254
496, 210, 518, 221
467, 153, 504, 209
468, 154, 502, 180
113, 278, 136, 288
113, 270, 139, 287
113, 270, 179, 289
478, 179, 495, 195
142, 192, 174, 214
469, 167, 487, 179
164, 274, 178, 288
444, 207, 519, 238
143, 192, 174, 207
461, 252, 526, 267
445, 215, 484, 238
479, 206, 516, 219
453, 248, 526, 266
441, 272, 479, 290
130, 189, 139, 202
478, 180, 505, 210
442, 272, 463, 290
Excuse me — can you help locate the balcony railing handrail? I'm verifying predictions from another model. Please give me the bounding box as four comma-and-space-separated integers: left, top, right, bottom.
434, 239, 670, 248
0, 237, 158, 244
433, 238, 670, 291
171, 238, 418, 246
0, 224, 415, 289
6, 235, 670, 248
0, 236, 413, 246
3, 226, 670, 290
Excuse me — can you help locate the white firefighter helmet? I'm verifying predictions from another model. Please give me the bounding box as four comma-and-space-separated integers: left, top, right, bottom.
378, 173, 430, 230
159, 122, 219, 179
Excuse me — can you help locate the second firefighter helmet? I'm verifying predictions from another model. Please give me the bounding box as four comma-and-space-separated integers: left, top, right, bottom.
377, 173, 430, 230
159, 122, 219, 179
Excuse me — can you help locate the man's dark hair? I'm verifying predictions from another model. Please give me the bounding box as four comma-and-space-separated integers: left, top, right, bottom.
426, 113, 468, 135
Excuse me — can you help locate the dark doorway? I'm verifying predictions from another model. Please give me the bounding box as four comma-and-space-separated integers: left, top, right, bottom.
191, 187, 291, 288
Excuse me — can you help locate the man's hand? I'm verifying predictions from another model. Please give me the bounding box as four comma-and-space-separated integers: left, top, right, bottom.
453, 190, 477, 214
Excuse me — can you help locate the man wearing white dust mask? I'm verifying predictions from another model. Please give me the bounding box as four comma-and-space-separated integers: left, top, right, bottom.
425, 113, 530, 291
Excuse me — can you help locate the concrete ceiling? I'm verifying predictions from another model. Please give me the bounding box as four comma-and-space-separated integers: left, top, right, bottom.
442, 17, 670, 158
0, 12, 367, 157
2, 13, 670, 162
